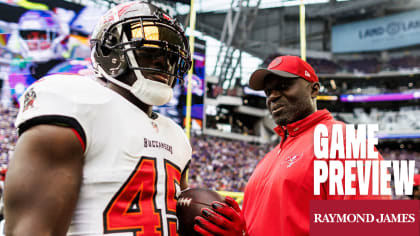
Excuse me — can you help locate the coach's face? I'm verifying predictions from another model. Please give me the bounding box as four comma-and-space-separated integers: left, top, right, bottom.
264, 75, 319, 126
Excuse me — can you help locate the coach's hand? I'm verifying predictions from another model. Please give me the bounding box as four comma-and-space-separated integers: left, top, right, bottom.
194, 196, 247, 236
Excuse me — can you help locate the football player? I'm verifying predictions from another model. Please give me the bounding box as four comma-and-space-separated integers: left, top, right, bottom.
4, 2, 192, 235
5, 10, 90, 106
17, 10, 69, 63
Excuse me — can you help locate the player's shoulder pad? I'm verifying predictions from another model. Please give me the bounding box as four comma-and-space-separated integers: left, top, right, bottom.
157, 114, 192, 150
15, 74, 112, 130
156, 114, 192, 172
24, 74, 112, 105
157, 114, 185, 135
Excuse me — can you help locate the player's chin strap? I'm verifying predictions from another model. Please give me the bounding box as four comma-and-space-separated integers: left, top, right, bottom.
91, 51, 173, 106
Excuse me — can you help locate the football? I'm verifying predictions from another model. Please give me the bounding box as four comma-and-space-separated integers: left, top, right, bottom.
176, 188, 225, 236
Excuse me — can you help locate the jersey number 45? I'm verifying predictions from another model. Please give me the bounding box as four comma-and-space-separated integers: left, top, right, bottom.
103, 156, 181, 236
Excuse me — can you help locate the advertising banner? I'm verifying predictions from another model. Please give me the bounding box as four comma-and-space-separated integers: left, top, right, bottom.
332, 10, 420, 53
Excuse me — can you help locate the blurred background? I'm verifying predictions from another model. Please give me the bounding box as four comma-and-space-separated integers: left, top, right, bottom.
0, 0, 420, 201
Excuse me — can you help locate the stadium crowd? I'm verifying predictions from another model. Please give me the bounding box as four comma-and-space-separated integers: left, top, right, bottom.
188, 135, 275, 192
334, 107, 420, 133
0, 104, 17, 168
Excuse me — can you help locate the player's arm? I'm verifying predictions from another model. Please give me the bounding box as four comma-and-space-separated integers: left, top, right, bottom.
4, 124, 84, 236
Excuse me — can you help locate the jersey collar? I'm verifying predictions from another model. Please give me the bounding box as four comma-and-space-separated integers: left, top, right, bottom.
273, 109, 333, 139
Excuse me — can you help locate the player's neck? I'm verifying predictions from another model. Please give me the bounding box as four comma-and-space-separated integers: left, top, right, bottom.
107, 83, 153, 117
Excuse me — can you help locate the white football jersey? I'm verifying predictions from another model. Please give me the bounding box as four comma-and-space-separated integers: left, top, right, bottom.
15, 74, 192, 236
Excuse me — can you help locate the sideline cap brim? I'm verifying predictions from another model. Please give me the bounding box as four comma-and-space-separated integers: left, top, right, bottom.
249, 69, 299, 91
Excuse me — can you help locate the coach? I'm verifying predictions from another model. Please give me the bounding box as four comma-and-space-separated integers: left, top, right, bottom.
194, 55, 389, 236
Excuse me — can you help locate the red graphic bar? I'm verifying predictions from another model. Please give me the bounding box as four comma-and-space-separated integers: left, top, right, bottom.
310, 200, 420, 236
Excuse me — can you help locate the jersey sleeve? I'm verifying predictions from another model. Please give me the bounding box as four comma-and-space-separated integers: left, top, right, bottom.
15, 75, 97, 153
175, 123, 192, 175
180, 130, 192, 176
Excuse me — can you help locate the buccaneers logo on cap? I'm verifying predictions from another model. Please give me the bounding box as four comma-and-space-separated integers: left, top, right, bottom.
268, 57, 282, 69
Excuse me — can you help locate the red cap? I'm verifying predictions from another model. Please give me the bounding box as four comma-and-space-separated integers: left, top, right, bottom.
414, 174, 420, 186
249, 55, 319, 91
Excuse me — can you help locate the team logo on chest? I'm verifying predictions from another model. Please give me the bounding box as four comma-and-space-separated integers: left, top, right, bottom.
280, 153, 302, 168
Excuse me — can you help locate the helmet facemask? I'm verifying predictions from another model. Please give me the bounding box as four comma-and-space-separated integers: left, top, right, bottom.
91, 6, 191, 106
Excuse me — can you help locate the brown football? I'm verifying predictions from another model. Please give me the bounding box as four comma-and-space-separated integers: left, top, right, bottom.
176, 188, 225, 236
